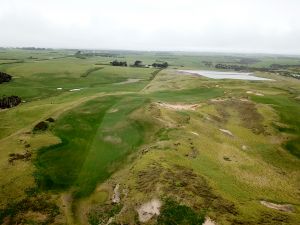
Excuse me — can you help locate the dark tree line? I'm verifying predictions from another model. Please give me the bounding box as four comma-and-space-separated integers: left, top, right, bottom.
152, 62, 168, 68
0, 72, 12, 84
0, 96, 21, 109
215, 64, 247, 71
110, 60, 127, 67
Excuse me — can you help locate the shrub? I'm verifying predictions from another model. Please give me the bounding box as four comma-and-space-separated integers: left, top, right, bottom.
157, 199, 205, 225
45, 117, 55, 122
33, 121, 49, 132
0, 71, 12, 84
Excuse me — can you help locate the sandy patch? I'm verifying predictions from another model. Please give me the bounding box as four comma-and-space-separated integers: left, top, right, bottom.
191, 131, 199, 136
156, 102, 199, 111
210, 98, 225, 102
246, 91, 264, 96
115, 78, 140, 85
242, 145, 248, 150
108, 108, 119, 113
260, 201, 294, 212
203, 217, 217, 225
219, 129, 234, 137
137, 198, 162, 223
255, 93, 264, 96
112, 184, 120, 204
105, 217, 114, 225
240, 98, 250, 102
103, 136, 122, 144
70, 88, 81, 92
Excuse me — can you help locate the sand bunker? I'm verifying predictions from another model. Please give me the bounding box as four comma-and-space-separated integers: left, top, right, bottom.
260, 201, 294, 212
203, 217, 217, 225
69, 88, 81, 92
156, 102, 199, 111
137, 199, 162, 223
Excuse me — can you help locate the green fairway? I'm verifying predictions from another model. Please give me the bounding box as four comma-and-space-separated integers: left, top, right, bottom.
35, 95, 149, 198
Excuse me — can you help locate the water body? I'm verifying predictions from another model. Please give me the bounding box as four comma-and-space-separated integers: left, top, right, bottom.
179, 70, 274, 81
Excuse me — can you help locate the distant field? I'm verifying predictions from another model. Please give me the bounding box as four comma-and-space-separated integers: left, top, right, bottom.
0, 49, 299, 225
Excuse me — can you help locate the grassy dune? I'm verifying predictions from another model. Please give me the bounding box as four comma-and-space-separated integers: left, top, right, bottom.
0, 49, 299, 225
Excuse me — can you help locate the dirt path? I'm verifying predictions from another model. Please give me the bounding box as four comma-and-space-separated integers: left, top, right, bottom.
156, 102, 199, 111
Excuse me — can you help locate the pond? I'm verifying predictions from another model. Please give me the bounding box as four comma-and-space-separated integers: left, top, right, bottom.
178, 70, 274, 81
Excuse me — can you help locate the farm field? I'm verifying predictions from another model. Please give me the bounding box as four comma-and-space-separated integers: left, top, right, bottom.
0, 49, 299, 225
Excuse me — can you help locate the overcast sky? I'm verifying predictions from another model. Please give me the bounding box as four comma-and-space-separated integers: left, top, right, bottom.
1, 0, 300, 54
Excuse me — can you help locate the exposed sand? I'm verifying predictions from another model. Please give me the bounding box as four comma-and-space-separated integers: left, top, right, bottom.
69, 88, 81, 92
210, 98, 226, 102
191, 131, 199, 136
260, 200, 294, 212
112, 184, 120, 204
115, 78, 140, 85
242, 145, 248, 150
108, 108, 119, 113
103, 135, 122, 144
203, 217, 217, 225
156, 102, 199, 111
219, 129, 234, 137
246, 91, 264, 96
137, 198, 162, 222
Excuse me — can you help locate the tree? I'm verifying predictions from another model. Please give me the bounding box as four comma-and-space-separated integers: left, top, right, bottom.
134, 60, 143, 67
110, 60, 127, 67
0, 95, 21, 109
152, 62, 169, 68
0, 72, 12, 84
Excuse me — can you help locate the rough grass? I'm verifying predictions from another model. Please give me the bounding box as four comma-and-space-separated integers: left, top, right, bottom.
251, 95, 300, 158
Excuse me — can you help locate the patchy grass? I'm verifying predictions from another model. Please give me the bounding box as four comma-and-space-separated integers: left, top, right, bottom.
157, 199, 205, 225
251, 95, 300, 158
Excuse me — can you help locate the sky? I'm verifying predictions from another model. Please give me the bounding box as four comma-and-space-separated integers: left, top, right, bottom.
0, 0, 300, 54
